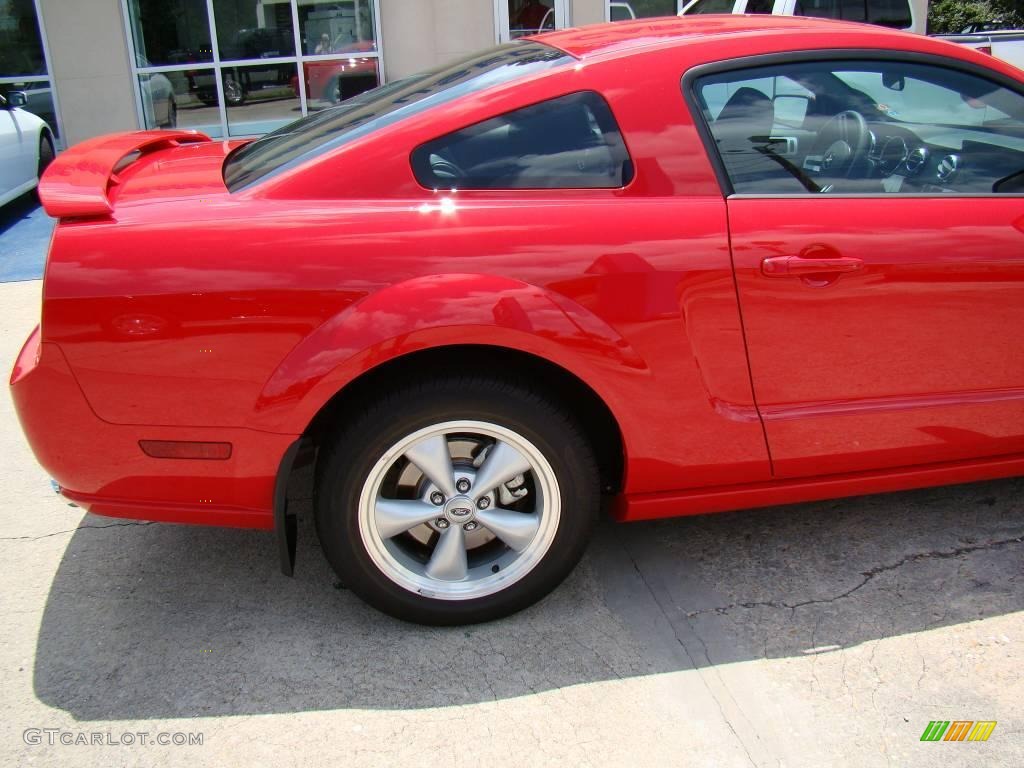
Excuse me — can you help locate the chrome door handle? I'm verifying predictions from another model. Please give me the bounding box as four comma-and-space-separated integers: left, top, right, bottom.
761, 255, 864, 277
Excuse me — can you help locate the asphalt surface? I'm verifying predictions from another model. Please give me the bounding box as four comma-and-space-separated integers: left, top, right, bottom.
0, 275, 1021, 767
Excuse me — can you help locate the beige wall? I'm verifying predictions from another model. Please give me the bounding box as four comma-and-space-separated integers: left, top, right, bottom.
380, 0, 497, 81
39, 0, 138, 146
571, 0, 606, 27
34, 0, 622, 145
379, 0, 611, 83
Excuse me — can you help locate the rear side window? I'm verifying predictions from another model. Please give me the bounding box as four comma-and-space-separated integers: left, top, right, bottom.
411, 91, 634, 190
222, 42, 570, 192
794, 0, 911, 28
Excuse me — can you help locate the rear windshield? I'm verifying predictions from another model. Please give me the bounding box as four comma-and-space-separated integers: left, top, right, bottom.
223, 41, 571, 192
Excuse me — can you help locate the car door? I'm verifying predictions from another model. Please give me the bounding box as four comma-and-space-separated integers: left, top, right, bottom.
690, 55, 1024, 478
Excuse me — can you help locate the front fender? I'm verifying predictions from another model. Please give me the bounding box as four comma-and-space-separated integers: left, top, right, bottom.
249, 273, 648, 434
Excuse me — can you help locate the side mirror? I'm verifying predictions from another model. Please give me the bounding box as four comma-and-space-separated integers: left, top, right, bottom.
7, 91, 28, 108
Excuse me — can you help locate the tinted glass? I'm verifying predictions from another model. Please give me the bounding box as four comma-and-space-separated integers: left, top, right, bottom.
224, 42, 570, 191
411, 91, 633, 190
694, 60, 1024, 195
684, 0, 736, 14
616, 1, 678, 19
299, 0, 378, 56
127, 0, 213, 67
213, 0, 295, 61
794, 0, 911, 27
867, 0, 911, 28
138, 68, 222, 137
222, 63, 300, 137
508, 0, 555, 39
0, 1, 46, 76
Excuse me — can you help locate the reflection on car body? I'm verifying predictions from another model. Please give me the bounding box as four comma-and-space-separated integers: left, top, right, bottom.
11, 17, 1024, 625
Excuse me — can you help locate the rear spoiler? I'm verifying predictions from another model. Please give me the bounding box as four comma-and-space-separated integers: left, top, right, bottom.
38, 130, 211, 218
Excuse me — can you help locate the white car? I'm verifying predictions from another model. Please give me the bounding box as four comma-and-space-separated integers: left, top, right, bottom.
679, 0, 927, 36
0, 92, 54, 208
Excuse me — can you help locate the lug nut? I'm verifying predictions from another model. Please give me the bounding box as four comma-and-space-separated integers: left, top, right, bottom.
435, 518, 450, 529
456, 478, 471, 493
430, 491, 445, 506
477, 497, 491, 510
464, 521, 479, 531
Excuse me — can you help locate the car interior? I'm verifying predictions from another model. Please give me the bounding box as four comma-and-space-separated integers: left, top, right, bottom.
699, 61, 1024, 195
413, 90, 634, 190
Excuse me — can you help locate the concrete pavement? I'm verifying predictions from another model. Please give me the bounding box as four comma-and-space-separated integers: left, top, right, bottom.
0, 277, 1021, 767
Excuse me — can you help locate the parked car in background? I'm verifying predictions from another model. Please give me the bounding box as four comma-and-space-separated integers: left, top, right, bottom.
933, 27, 1024, 71
292, 42, 378, 104
14, 17, 1024, 625
0, 81, 57, 138
0, 92, 54, 207
138, 69, 177, 128
679, 0, 927, 35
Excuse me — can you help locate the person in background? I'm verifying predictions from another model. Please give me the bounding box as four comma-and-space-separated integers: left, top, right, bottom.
515, 0, 551, 34
315, 33, 332, 54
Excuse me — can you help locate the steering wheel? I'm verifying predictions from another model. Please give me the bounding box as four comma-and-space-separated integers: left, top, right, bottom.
808, 110, 871, 181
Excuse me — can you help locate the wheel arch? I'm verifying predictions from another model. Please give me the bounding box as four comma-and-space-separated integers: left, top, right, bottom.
303, 344, 626, 495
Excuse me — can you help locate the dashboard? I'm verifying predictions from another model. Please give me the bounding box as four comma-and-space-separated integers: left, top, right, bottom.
863, 122, 1024, 193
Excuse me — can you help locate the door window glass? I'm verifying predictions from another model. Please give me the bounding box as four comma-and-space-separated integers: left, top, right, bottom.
793, 0, 911, 28
692, 60, 1024, 195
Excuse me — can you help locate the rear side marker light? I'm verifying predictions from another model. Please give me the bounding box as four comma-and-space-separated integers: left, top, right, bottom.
139, 440, 233, 460
978, 45, 993, 56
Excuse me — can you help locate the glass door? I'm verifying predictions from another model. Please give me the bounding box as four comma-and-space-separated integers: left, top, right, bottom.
0, 0, 63, 145
497, 0, 570, 42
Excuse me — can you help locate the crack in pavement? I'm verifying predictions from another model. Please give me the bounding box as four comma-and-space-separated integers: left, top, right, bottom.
0, 520, 157, 541
620, 541, 761, 768
683, 534, 1024, 619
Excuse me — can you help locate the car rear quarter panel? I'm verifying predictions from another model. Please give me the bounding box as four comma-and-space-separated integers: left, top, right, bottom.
47, 32, 984, 510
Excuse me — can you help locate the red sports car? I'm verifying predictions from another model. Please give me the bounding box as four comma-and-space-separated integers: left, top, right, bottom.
12, 16, 1024, 624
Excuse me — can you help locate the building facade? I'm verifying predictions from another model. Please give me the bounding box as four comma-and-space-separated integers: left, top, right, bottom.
0, 0, 686, 147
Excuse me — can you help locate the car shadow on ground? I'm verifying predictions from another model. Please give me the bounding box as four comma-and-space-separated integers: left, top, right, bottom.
33, 475, 1023, 720
0, 193, 40, 237
0, 192, 54, 282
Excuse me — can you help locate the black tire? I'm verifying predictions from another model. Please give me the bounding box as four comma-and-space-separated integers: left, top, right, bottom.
315, 375, 600, 625
34, 132, 54, 199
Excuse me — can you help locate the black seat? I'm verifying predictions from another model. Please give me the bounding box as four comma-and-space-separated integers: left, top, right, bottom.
713, 87, 804, 193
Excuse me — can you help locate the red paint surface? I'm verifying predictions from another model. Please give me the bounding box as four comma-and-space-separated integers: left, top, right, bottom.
11, 17, 1024, 528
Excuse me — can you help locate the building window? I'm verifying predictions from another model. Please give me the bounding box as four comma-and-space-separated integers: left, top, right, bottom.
606, 1, 685, 21
0, 0, 63, 143
496, 0, 571, 42
123, 0, 383, 138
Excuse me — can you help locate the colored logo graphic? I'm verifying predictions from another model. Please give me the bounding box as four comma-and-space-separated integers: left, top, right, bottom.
920, 721, 997, 742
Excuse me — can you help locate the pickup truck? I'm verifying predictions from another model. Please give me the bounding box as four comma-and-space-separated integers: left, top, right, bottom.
932, 28, 1024, 71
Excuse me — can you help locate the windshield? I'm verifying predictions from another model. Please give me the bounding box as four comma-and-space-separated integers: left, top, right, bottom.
834, 68, 1014, 127
223, 41, 571, 192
